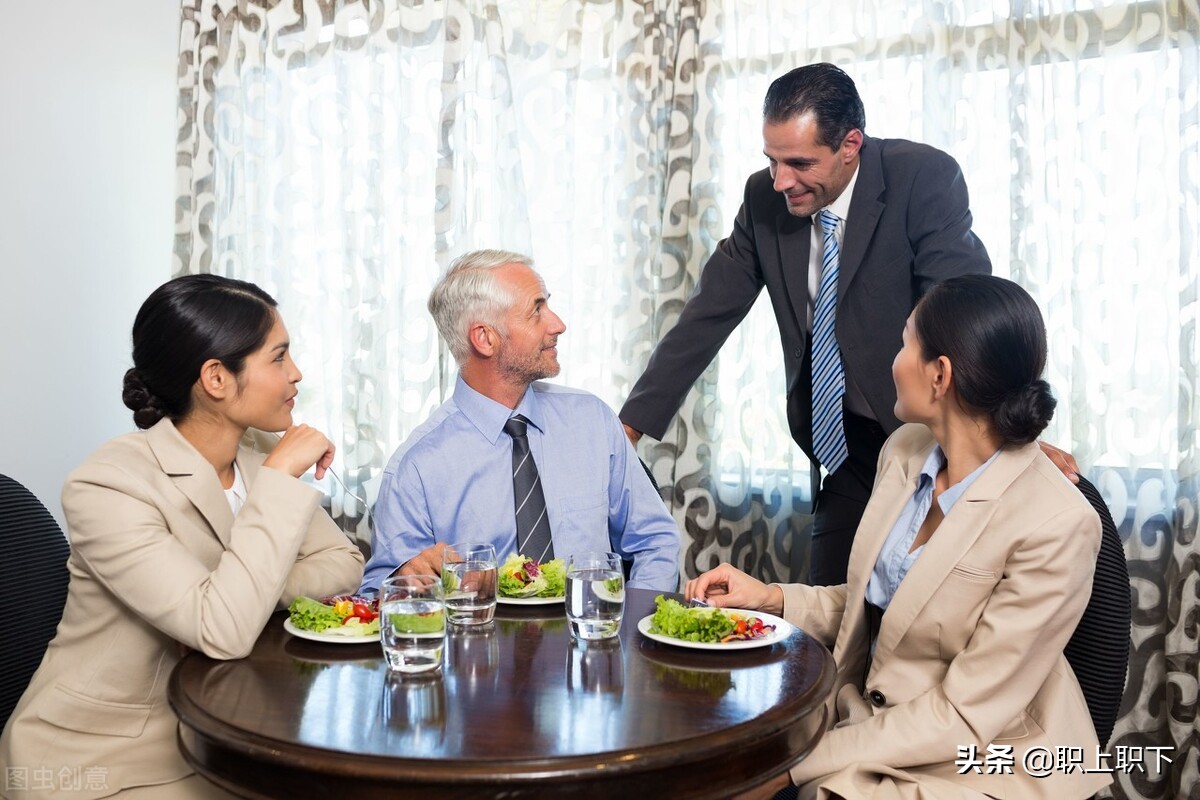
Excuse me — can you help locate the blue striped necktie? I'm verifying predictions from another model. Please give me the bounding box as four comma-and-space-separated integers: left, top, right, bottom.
811, 210, 849, 473
504, 415, 554, 562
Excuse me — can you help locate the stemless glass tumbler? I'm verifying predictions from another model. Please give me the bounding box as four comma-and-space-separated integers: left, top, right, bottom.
565, 552, 624, 640
442, 542, 498, 625
379, 575, 445, 674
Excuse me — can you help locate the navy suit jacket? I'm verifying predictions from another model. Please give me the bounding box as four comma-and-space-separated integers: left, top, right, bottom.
620, 136, 992, 464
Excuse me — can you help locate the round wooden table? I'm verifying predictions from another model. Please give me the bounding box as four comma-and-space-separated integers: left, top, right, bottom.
169, 588, 834, 799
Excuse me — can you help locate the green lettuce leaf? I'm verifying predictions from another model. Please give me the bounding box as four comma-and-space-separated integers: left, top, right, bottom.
287, 596, 343, 632
498, 553, 566, 598
648, 595, 737, 643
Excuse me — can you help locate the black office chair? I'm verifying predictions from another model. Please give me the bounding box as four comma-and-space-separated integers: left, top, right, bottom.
1063, 474, 1131, 748
0, 474, 71, 732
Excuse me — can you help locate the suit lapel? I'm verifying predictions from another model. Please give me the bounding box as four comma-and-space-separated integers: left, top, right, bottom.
834, 438, 933, 676
870, 442, 1042, 668
839, 136, 885, 302
146, 419, 234, 546
775, 209, 812, 332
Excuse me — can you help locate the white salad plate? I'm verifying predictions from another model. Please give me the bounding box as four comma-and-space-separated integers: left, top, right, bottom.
283, 618, 379, 645
636, 610, 792, 651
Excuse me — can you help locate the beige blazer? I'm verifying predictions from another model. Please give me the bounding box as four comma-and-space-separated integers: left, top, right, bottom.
781, 424, 1111, 799
0, 420, 364, 799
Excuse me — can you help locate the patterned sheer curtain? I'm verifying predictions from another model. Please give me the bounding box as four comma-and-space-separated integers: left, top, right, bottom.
176, 1, 1197, 797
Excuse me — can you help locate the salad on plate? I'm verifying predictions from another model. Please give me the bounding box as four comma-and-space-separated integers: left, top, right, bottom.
648, 595, 776, 644
287, 594, 380, 638
497, 553, 566, 599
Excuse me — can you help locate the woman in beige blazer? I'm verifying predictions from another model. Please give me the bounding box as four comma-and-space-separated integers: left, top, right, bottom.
687, 275, 1110, 799
0, 275, 364, 799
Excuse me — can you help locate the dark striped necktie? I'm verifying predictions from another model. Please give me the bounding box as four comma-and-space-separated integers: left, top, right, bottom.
811, 209, 849, 472
503, 415, 554, 562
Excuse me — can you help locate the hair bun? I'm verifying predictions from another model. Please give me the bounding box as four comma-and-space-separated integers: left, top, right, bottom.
122, 368, 166, 430
993, 380, 1056, 445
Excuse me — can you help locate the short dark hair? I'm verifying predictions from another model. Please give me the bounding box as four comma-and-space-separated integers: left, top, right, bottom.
913, 275, 1056, 446
762, 63, 866, 149
122, 274, 278, 429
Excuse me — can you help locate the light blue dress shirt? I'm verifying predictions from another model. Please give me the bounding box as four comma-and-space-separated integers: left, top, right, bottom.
361, 376, 681, 593
865, 444, 1000, 610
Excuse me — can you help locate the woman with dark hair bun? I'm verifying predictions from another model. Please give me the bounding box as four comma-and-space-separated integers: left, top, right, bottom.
687, 275, 1108, 799
0, 275, 364, 799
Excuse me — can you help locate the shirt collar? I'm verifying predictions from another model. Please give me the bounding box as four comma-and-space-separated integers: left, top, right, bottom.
224, 461, 247, 516
916, 445, 945, 492
452, 374, 546, 444
919, 443, 1002, 515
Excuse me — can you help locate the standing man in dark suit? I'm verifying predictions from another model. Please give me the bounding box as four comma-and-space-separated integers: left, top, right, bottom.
619, 63, 993, 585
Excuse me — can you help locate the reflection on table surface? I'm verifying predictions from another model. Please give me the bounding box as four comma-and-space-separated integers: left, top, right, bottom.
170, 588, 834, 800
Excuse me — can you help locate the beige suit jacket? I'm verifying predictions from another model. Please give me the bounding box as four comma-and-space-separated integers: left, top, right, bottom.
780, 424, 1111, 799
0, 420, 364, 799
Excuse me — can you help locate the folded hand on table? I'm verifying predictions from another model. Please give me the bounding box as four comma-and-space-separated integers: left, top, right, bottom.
393, 543, 449, 579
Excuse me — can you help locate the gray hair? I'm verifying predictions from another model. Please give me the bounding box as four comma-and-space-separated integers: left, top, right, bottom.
428, 249, 533, 364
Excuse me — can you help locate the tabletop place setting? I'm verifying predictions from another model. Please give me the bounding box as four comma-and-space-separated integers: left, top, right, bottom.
177, 541, 831, 798
283, 543, 793, 676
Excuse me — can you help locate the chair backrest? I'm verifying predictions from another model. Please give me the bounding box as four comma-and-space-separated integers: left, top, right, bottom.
1063, 474, 1131, 748
0, 474, 70, 733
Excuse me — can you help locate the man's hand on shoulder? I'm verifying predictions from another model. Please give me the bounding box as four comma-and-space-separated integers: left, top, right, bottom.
622, 423, 643, 447
1039, 440, 1080, 483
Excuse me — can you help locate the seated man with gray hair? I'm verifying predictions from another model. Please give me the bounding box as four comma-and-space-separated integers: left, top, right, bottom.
361, 249, 680, 593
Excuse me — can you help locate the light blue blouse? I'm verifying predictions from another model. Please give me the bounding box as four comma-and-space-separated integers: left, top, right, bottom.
865, 444, 1000, 609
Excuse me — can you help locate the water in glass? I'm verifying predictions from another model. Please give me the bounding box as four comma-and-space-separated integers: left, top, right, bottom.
380, 596, 445, 674
566, 563, 624, 640
443, 543, 497, 626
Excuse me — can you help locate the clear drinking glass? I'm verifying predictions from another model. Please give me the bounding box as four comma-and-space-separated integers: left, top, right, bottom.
565, 552, 625, 640
379, 575, 445, 674
441, 542, 498, 625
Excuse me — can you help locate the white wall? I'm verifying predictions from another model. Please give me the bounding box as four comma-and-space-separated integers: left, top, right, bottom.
0, 3, 179, 525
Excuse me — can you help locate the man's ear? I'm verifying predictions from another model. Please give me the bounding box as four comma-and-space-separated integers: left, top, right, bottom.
840, 128, 863, 163
196, 358, 232, 401
468, 322, 498, 358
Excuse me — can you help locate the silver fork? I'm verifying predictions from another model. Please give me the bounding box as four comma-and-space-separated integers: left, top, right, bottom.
265, 431, 371, 520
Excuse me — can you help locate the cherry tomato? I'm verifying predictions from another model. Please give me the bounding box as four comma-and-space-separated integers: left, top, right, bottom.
352, 601, 377, 622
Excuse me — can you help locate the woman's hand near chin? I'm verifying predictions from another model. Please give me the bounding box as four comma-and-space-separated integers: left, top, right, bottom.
262, 424, 335, 479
